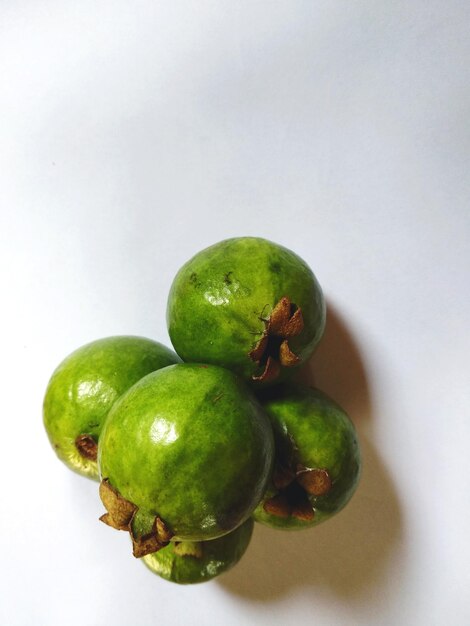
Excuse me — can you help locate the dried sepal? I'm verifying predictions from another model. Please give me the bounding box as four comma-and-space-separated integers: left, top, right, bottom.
249, 296, 304, 382
291, 500, 315, 522
280, 306, 303, 337
248, 334, 268, 363
252, 356, 281, 383
75, 434, 98, 461
279, 340, 300, 367
269, 297, 304, 338
264, 460, 333, 522
268, 297, 292, 335
99, 480, 173, 558
130, 516, 173, 558
132, 533, 165, 558
156, 517, 173, 543
296, 468, 332, 496
272, 464, 296, 490
263, 493, 292, 518
99, 479, 137, 530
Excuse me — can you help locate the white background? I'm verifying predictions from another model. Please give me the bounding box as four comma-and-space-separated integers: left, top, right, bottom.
1, 2, 469, 625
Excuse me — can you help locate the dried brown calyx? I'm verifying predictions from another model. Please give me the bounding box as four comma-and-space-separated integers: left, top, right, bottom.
75, 434, 98, 461
131, 517, 173, 558
263, 464, 332, 521
249, 297, 304, 383
99, 479, 173, 558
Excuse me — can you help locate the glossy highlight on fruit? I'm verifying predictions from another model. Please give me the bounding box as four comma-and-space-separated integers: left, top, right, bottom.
43, 336, 181, 480
166, 237, 325, 384
253, 384, 361, 529
98, 363, 274, 556
142, 518, 254, 584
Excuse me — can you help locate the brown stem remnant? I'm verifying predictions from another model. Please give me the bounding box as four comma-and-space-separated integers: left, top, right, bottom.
263, 463, 332, 522
99, 479, 136, 530
263, 493, 292, 518
249, 297, 304, 382
130, 517, 173, 558
99, 479, 173, 558
291, 501, 315, 522
75, 434, 98, 462
296, 467, 332, 496
272, 464, 296, 490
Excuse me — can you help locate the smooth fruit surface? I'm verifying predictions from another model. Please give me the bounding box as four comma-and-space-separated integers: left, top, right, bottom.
253, 384, 361, 529
43, 336, 181, 479
142, 518, 254, 584
98, 363, 274, 545
166, 237, 325, 383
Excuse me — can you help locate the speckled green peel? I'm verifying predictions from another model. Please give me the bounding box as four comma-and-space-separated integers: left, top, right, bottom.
166, 237, 326, 383
142, 518, 254, 584
98, 364, 274, 550
43, 336, 181, 480
253, 384, 361, 530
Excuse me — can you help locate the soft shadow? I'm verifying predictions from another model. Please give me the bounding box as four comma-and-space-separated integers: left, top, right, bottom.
219, 300, 403, 601
218, 436, 401, 600
296, 299, 372, 423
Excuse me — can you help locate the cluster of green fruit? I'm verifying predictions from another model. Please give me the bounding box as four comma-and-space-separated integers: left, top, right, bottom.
43, 237, 361, 585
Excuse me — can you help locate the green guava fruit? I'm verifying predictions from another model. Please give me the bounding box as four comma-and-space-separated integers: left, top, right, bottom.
166, 237, 325, 384
98, 363, 274, 557
142, 518, 254, 584
253, 384, 361, 529
43, 336, 181, 480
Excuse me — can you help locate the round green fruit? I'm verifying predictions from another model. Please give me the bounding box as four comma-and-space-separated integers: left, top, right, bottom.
98, 363, 274, 556
43, 336, 181, 480
166, 237, 325, 384
142, 518, 254, 584
253, 384, 361, 529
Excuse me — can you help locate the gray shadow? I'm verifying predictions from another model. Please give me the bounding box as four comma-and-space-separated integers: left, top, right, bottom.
296, 300, 372, 423
219, 300, 403, 600
218, 436, 401, 600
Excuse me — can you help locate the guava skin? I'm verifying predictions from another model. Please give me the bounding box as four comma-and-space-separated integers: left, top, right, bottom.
253, 384, 361, 530
166, 237, 325, 383
142, 518, 254, 584
43, 336, 181, 480
98, 363, 274, 542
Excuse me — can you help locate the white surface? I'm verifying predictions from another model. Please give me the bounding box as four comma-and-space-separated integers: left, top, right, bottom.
1, 2, 469, 625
